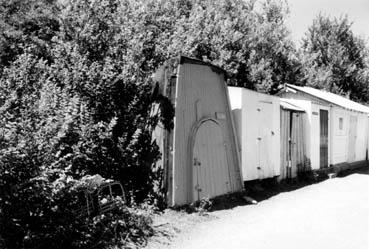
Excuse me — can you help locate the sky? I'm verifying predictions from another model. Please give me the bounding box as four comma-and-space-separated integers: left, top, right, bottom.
285, 0, 369, 45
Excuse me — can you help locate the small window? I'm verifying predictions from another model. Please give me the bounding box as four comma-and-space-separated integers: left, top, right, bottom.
339, 117, 343, 130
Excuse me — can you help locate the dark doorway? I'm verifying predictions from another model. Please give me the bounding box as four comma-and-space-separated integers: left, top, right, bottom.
319, 110, 329, 168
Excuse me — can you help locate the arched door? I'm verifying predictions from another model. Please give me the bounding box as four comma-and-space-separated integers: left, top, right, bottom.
192, 120, 231, 201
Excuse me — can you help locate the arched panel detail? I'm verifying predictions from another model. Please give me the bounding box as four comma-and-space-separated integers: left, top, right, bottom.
188, 118, 231, 202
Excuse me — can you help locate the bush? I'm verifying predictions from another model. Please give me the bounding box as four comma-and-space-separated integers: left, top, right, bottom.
0, 0, 308, 247
0, 172, 153, 249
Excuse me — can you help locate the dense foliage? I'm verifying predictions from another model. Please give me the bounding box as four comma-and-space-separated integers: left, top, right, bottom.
123, 0, 299, 93
299, 15, 369, 102
0, 0, 368, 248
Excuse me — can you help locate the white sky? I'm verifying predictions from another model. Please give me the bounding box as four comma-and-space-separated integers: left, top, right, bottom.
285, 0, 369, 46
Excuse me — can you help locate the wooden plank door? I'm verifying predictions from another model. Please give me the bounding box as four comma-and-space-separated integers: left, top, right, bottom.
319, 110, 329, 168
192, 120, 230, 201
348, 115, 357, 162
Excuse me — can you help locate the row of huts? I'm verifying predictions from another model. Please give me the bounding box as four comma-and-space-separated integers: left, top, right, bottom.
152, 56, 369, 206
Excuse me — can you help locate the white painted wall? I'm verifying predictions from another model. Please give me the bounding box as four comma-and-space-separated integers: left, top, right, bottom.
330, 107, 349, 165
310, 103, 331, 170
228, 87, 242, 110
230, 87, 369, 179
355, 113, 368, 161
228, 87, 280, 181
330, 108, 368, 165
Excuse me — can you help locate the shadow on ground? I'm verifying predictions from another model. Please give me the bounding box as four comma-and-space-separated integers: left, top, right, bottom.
209, 165, 369, 212
209, 178, 312, 212
337, 165, 369, 177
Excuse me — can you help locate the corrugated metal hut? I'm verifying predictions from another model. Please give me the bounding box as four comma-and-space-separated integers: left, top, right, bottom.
228, 87, 281, 181
280, 99, 308, 180
152, 56, 243, 206
278, 84, 369, 172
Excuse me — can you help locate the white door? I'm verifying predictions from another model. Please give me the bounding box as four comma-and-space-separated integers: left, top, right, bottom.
348, 115, 357, 162
257, 101, 274, 179
193, 120, 230, 201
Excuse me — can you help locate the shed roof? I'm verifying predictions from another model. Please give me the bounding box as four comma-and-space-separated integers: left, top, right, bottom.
285, 84, 369, 114
280, 98, 305, 112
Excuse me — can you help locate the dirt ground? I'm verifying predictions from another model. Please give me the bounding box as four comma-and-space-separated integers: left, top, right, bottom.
145, 168, 369, 249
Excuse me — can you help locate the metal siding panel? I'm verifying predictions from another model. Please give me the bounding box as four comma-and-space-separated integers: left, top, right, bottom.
224, 88, 243, 191
280, 110, 308, 180
283, 100, 313, 169
331, 108, 349, 164
173, 63, 242, 205
291, 112, 307, 176
172, 64, 186, 205
291, 113, 298, 177
348, 115, 358, 162
355, 114, 367, 161
240, 90, 280, 181
280, 109, 290, 180
193, 121, 230, 200
273, 98, 281, 176
258, 101, 275, 178
243, 91, 259, 180
232, 109, 242, 153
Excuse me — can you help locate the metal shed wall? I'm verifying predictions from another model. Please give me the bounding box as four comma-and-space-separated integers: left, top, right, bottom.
354, 113, 368, 162
172, 61, 243, 205
279, 86, 369, 170
228, 87, 280, 181
277, 97, 330, 170
328, 107, 368, 165
330, 107, 350, 165
280, 108, 307, 180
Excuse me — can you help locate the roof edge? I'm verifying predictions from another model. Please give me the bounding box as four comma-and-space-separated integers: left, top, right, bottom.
179, 56, 226, 76
285, 84, 369, 114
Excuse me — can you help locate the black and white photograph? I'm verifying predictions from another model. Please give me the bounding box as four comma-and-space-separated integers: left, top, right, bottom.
0, 0, 368, 248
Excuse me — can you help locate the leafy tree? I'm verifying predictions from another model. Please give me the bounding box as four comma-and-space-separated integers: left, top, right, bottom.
0, 0, 300, 247
125, 0, 297, 93
0, 0, 60, 70
299, 14, 369, 103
